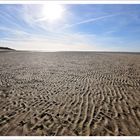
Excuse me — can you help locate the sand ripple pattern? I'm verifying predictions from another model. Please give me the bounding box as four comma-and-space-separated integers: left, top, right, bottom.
0, 52, 140, 136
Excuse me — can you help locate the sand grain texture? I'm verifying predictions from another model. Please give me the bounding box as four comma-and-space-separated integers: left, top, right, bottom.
0, 52, 140, 136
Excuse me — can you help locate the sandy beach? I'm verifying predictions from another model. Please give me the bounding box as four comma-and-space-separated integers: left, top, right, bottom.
0, 51, 140, 136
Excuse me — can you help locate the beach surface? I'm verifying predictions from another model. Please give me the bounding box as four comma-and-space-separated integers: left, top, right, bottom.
0, 51, 140, 136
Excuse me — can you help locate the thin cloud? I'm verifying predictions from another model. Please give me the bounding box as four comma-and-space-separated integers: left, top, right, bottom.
62, 14, 120, 29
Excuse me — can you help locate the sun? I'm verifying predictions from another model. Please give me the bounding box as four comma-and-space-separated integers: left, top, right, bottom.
41, 4, 64, 22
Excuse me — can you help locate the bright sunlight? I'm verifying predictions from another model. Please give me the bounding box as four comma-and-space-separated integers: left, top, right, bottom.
41, 4, 64, 22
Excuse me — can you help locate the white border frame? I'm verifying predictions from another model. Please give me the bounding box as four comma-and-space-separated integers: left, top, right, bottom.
0, 137, 140, 139
0, 1, 140, 4
0, 1, 140, 139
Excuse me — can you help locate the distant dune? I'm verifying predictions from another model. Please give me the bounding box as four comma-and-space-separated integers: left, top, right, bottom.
0, 47, 15, 51
0, 51, 140, 136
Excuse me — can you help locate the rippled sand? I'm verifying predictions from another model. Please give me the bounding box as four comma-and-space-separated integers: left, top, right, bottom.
0, 51, 140, 136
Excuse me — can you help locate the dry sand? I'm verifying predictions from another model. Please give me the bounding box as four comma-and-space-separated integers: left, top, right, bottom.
0, 51, 140, 136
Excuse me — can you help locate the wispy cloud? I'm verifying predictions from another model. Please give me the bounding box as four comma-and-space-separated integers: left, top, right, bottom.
3, 32, 96, 51
0, 26, 31, 37
62, 13, 120, 29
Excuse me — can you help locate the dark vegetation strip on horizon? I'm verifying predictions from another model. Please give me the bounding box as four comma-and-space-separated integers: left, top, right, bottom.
0, 47, 15, 50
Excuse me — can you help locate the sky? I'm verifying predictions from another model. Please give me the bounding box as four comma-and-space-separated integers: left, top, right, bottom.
0, 4, 140, 52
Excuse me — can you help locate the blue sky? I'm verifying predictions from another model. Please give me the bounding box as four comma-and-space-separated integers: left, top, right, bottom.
0, 4, 140, 52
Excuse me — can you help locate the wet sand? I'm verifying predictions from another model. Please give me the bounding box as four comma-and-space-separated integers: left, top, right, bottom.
0, 51, 140, 136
